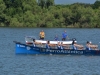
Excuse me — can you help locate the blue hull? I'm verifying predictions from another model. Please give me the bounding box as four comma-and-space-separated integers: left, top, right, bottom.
14, 42, 100, 55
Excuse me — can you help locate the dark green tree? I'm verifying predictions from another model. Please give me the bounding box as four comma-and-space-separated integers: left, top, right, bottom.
38, 0, 46, 9
46, 0, 54, 8
0, 0, 6, 26
93, 0, 100, 9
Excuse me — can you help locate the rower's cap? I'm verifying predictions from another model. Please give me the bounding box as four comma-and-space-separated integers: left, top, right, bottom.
89, 41, 92, 44
75, 41, 77, 43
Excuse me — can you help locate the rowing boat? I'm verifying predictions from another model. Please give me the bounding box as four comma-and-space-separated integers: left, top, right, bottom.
13, 36, 100, 55
13, 41, 100, 55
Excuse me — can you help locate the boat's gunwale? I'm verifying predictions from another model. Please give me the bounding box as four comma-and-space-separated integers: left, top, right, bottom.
15, 41, 100, 51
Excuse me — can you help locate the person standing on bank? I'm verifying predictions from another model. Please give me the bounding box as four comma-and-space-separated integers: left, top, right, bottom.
62, 30, 68, 41
39, 30, 45, 40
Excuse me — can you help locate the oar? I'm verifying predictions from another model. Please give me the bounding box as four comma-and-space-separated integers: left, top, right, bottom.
68, 38, 76, 41
13, 41, 21, 44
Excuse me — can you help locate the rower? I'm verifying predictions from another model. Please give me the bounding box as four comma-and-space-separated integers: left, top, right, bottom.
86, 41, 98, 50
46, 41, 57, 49
89, 41, 98, 50
57, 42, 63, 50
86, 41, 91, 50
72, 40, 84, 50
33, 39, 42, 47
33, 39, 36, 47
46, 41, 50, 49
72, 41, 77, 50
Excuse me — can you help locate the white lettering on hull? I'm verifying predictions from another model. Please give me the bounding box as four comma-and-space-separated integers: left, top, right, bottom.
45, 49, 84, 54
17, 45, 25, 47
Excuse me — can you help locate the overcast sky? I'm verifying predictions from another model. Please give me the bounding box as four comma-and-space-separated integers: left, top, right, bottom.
54, 0, 96, 4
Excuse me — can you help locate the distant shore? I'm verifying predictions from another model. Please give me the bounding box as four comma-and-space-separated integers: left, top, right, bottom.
0, 0, 100, 28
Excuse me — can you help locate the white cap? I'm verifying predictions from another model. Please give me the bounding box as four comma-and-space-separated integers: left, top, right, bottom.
75, 41, 77, 43
89, 41, 92, 44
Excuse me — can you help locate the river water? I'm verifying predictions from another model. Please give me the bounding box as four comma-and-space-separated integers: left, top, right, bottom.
0, 28, 100, 75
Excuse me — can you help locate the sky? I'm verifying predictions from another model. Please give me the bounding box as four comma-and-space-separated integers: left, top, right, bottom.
54, 0, 96, 4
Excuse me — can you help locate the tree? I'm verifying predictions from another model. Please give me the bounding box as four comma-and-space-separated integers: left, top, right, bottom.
0, 0, 6, 15
38, 0, 46, 9
93, 0, 100, 9
46, 0, 54, 8
0, 0, 6, 26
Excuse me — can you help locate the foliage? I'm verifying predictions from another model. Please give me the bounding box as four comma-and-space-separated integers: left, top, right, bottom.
0, 0, 100, 28
93, 0, 100, 9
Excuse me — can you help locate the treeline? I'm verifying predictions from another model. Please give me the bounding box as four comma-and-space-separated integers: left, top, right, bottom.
0, 0, 100, 28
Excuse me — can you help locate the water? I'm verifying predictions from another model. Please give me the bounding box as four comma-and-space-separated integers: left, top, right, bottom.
0, 28, 100, 75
